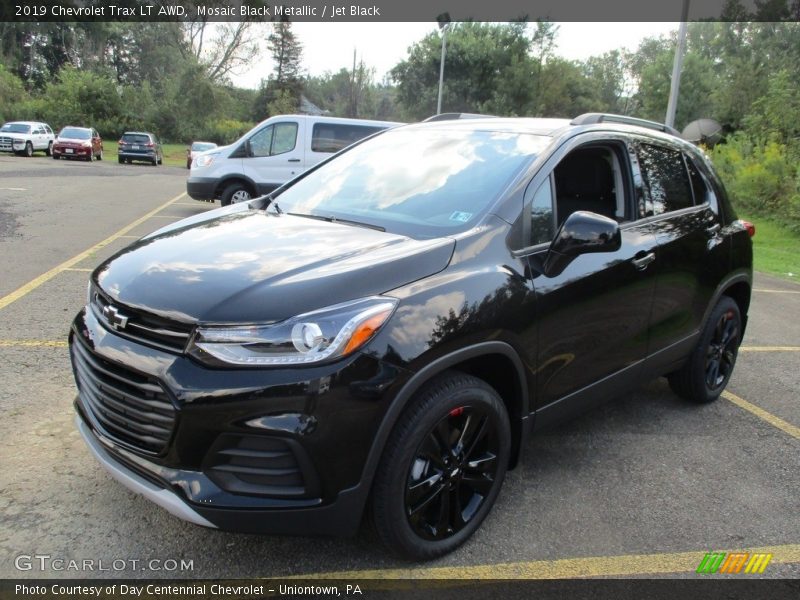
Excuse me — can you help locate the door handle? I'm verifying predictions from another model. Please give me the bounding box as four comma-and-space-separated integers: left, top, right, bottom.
287, 158, 301, 163
632, 252, 656, 270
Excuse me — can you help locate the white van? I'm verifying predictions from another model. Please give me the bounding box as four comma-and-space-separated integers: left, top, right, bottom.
186, 114, 401, 205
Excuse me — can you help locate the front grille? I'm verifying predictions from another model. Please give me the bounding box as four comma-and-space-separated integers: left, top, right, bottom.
91, 289, 193, 353
204, 434, 320, 498
71, 338, 176, 454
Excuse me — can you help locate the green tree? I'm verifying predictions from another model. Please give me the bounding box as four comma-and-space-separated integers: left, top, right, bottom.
391, 22, 535, 119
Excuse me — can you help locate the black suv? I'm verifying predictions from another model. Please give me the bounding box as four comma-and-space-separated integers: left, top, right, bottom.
118, 131, 163, 165
70, 113, 753, 559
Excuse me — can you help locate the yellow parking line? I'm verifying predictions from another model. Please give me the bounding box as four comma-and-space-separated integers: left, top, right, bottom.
739, 346, 800, 352
753, 289, 800, 294
0, 192, 185, 311
295, 544, 800, 580
0, 340, 68, 348
63, 267, 93, 272
174, 202, 207, 206
722, 391, 800, 440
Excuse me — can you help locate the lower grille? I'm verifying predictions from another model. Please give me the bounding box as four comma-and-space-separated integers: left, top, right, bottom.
71, 338, 176, 454
204, 434, 320, 498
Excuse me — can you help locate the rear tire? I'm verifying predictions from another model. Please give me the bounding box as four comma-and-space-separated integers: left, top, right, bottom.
371, 371, 510, 560
220, 183, 252, 207
45, 141, 52, 156
668, 296, 742, 404
118, 156, 124, 164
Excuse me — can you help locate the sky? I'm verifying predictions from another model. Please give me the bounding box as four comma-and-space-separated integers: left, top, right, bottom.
230, 22, 678, 89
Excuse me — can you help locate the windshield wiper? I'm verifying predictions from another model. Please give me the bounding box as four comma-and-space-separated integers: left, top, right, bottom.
248, 194, 282, 214
287, 212, 385, 232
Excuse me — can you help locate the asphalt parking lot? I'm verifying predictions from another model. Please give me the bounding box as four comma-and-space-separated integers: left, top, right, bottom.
0, 154, 798, 580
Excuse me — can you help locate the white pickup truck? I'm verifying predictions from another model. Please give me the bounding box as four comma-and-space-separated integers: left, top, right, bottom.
0, 121, 55, 157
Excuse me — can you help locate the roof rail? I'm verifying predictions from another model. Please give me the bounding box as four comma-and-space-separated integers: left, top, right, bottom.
571, 113, 681, 137
422, 112, 496, 122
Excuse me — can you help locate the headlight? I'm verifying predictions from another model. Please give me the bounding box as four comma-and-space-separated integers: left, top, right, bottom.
191, 296, 397, 366
13, 139, 23, 146
82, 141, 92, 148
195, 153, 216, 168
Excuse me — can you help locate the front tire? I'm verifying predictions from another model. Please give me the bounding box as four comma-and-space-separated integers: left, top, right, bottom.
220, 183, 252, 207
97, 148, 103, 161
668, 296, 742, 403
24, 141, 33, 157
371, 371, 510, 560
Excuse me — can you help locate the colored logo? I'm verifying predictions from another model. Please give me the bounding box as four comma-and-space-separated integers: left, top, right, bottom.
696, 552, 772, 574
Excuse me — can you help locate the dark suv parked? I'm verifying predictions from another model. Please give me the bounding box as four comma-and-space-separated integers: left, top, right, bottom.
118, 131, 163, 165
70, 113, 753, 559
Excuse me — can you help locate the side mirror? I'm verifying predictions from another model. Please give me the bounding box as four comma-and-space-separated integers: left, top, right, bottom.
544, 211, 621, 276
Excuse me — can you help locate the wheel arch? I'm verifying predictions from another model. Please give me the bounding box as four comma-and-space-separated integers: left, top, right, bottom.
362, 342, 530, 503
215, 175, 258, 199
705, 270, 752, 337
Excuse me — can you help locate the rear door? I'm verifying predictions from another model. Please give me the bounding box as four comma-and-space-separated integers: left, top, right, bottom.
633, 140, 727, 356
242, 119, 304, 192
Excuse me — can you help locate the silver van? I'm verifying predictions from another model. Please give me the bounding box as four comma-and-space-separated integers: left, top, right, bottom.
187, 114, 401, 205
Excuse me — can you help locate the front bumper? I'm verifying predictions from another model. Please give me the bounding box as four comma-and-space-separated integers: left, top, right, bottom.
71, 307, 410, 535
186, 176, 218, 200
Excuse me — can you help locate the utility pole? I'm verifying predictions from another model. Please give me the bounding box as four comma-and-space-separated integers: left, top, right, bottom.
665, 0, 691, 129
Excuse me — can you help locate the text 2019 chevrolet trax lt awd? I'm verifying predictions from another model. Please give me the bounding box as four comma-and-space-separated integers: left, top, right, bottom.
71, 114, 753, 559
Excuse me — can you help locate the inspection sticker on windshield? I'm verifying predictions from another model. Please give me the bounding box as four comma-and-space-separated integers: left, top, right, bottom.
450, 211, 473, 223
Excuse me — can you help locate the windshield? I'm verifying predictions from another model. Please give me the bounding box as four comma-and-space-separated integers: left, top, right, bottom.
191, 142, 216, 151
274, 128, 551, 238
1, 123, 31, 134
59, 127, 91, 139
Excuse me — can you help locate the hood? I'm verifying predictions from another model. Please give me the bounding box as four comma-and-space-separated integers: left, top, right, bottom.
94, 207, 454, 324
0, 131, 29, 140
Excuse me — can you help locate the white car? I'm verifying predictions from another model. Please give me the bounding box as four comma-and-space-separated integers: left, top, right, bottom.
0, 121, 55, 157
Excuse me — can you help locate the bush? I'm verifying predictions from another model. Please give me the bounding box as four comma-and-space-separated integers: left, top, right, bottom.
711, 134, 800, 232
198, 119, 253, 145
0, 64, 28, 122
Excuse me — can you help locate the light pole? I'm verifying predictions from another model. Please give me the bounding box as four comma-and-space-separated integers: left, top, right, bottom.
436, 14, 451, 115
665, 0, 691, 129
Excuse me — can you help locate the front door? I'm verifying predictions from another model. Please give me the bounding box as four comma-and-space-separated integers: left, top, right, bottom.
522, 139, 659, 425
242, 119, 304, 193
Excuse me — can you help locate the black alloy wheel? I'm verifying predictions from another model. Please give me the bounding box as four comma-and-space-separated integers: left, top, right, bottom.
405, 404, 502, 541
668, 296, 741, 403
704, 306, 739, 390
372, 371, 510, 559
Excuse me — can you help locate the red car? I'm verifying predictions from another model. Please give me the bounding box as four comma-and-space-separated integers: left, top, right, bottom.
52, 126, 103, 161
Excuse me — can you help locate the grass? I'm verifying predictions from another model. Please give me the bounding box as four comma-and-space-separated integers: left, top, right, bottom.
739, 214, 800, 282
103, 141, 189, 168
